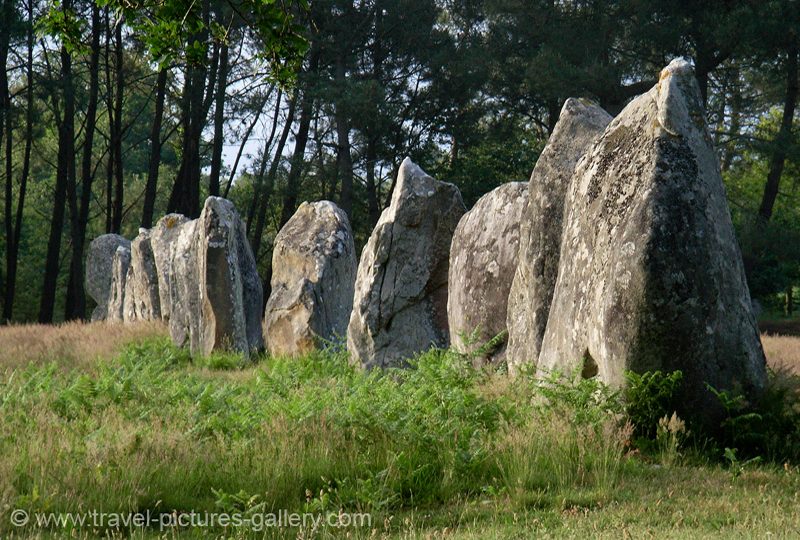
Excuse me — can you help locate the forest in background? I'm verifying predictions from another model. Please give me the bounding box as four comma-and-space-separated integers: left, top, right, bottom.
0, 0, 797, 324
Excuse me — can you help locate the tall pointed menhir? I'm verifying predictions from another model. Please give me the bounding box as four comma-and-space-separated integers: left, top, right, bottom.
506, 98, 612, 372
538, 59, 766, 420
347, 158, 466, 369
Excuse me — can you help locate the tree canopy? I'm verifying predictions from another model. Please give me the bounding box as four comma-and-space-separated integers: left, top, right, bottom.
0, 0, 798, 323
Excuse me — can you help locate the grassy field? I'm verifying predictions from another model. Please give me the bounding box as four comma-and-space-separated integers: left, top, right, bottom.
0, 322, 799, 539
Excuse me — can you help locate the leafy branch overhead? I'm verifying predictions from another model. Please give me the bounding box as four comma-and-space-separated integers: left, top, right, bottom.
45, 0, 311, 82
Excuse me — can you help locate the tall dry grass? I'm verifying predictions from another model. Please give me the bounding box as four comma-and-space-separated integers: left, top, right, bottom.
1, 320, 796, 376
762, 334, 800, 374
0, 321, 167, 372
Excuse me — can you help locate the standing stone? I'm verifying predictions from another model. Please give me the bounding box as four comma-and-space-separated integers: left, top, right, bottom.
169, 197, 264, 358
151, 213, 190, 320
123, 266, 137, 322
348, 158, 466, 369
447, 182, 527, 364
85, 234, 130, 320
169, 219, 202, 351
106, 245, 131, 322
538, 59, 766, 414
506, 99, 612, 372
264, 201, 357, 356
199, 197, 264, 357
124, 228, 162, 322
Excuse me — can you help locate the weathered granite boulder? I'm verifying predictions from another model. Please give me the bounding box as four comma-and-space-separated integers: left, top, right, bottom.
447, 182, 527, 364
151, 213, 190, 320
85, 234, 130, 320
106, 245, 131, 322
168, 219, 201, 351
264, 201, 357, 356
347, 158, 466, 369
538, 59, 766, 414
169, 197, 264, 358
123, 266, 137, 322
506, 99, 612, 372
123, 228, 162, 322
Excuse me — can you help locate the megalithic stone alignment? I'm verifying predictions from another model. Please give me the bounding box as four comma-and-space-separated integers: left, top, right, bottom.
537, 59, 766, 413
447, 182, 528, 364
87, 197, 263, 358
506, 98, 612, 373
264, 201, 357, 357
347, 158, 466, 369
83, 60, 767, 417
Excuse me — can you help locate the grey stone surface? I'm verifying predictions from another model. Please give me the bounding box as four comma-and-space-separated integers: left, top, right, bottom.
348, 158, 466, 369
169, 197, 264, 358
124, 228, 162, 322
168, 219, 201, 351
448, 182, 528, 364
85, 234, 130, 320
506, 98, 612, 372
538, 59, 766, 413
264, 201, 357, 356
106, 245, 131, 323
151, 213, 190, 321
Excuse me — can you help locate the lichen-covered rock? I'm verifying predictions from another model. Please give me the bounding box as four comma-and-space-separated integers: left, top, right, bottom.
169, 197, 264, 358
168, 219, 201, 350
348, 158, 466, 369
447, 182, 527, 364
85, 234, 130, 320
199, 197, 265, 357
123, 265, 137, 322
122, 228, 161, 322
151, 213, 190, 320
264, 201, 357, 356
506, 99, 612, 372
106, 245, 131, 322
538, 59, 766, 415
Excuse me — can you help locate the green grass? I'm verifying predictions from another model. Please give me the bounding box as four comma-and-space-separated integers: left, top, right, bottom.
1, 337, 799, 538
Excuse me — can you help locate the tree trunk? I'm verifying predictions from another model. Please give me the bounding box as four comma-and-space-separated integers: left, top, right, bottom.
334, 54, 353, 217
225, 87, 273, 199
722, 68, 741, 172
168, 0, 210, 218
364, 0, 383, 227
279, 94, 312, 228
111, 21, 125, 232
168, 62, 208, 216
279, 49, 319, 228
786, 284, 795, 317
1, 0, 12, 322
141, 68, 168, 228
3, 0, 34, 321
209, 42, 228, 197
168, 64, 194, 217
251, 90, 297, 259
40, 22, 76, 323
365, 140, 380, 227
64, 2, 102, 320
244, 88, 281, 228
758, 38, 798, 223
168, 64, 205, 217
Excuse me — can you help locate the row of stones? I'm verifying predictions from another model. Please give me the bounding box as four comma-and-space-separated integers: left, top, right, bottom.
348, 59, 765, 417
86, 58, 765, 417
87, 198, 264, 358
